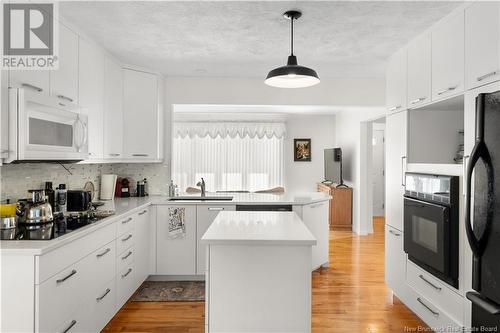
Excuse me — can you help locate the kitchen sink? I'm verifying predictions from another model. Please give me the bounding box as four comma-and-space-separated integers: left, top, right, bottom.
167, 196, 234, 201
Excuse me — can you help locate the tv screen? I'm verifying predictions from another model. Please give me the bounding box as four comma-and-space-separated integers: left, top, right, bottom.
324, 148, 342, 184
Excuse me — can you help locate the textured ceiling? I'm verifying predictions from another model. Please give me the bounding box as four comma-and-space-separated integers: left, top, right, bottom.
60, 1, 463, 78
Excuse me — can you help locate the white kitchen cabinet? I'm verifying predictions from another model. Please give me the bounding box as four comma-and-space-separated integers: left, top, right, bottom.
79, 37, 105, 160
465, 2, 500, 90
9, 70, 49, 95
116, 263, 135, 309
50, 24, 79, 104
407, 33, 431, 108
1, 70, 8, 161
135, 208, 152, 286
385, 110, 407, 231
385, 225, 406, 297
122, 68, 162, 160
386, 47, 407, 114
104, 56, 123, 159
157, 205, 197, 275
302, 201, 329, 270
432, 10, 465, 101
196, 205, 236, 275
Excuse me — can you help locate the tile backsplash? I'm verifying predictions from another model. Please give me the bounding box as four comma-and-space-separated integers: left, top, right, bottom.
0, 162, 169, 201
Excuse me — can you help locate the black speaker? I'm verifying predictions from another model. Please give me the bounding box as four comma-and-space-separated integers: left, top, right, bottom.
334, 148, 342, 162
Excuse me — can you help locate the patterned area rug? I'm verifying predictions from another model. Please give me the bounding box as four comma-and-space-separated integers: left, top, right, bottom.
132, 281, 205, 302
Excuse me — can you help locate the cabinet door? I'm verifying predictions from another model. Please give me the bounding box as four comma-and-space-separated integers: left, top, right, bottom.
465, 2, 500, 89
135, 208, 151, 287
103, 57, 123, 159
407, 33, 431, 108
122, 69, 159, 160
10, 69, 49, 95
79, 38, 104, 160
385, 111, 407, 231
386, 48, 407, 114
156, 205, 196, 275
196, 205, 236, 275
302, 201, 329, 270
385, 225, 406, 296
432, 11, 465, 101
50, 24, 78, 104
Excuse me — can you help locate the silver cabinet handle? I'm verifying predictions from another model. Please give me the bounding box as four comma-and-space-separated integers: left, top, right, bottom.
121, 268, 132, 278
463, 155, 470, 196
61, 320, 77, 333
417, 297, 439, 316
96, 248, 111, 258
389, 229, 401, 237
108, 153, 120, 157
21, 83, 43, 92
57, 95, 74, 102
477, 71, 498, 82
401, 156, 407, 187
138, 210, 148, 215
409, 97, 426, 105
96, 288, 111, 301
437, 86, 457, 96
122, 217, 132, 224
122, 234, 132, 242
208, 207, 224, 211
121, 251, 133, 260
132, 154, 149, 157
388, 105, 402, 112
56, 269, 77, 284
419, 274, 442, 291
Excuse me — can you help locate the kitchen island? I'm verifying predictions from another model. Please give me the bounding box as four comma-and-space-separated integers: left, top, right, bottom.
202, 211, 316, 333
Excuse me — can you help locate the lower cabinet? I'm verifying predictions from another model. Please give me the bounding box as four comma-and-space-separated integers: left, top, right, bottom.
301, 201, 329, 269
156, 205, 197, 275
117, 263, 136, 309
385, 224, 406, 297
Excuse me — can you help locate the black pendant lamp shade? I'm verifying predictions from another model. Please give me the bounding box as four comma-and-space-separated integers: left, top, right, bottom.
265, 10, 320, 88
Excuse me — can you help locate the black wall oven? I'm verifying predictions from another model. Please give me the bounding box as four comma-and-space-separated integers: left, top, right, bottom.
403, 173, 459, 288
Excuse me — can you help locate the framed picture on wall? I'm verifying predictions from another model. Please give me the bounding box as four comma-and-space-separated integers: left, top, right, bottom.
294, 138, 311, 162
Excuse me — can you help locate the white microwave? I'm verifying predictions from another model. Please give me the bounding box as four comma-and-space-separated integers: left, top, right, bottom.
5, 88, 88, 163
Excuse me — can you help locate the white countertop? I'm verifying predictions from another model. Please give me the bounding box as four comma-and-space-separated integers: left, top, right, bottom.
201, 211, 317, 246
0, 192, 328, 255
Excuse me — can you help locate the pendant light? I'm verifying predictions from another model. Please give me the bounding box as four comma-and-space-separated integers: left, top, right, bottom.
265, 10, 320, 88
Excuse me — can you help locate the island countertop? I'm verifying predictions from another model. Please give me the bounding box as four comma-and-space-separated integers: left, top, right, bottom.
201, 211, 317, 246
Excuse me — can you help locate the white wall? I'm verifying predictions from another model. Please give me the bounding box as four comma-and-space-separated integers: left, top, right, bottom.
284, 115, 336, 192
335, 108, 386, 235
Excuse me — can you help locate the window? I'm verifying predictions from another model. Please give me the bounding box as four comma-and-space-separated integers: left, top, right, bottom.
172, 122, 285, 192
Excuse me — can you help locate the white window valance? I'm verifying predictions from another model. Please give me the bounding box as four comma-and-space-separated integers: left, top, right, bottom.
173, 122, 287, 139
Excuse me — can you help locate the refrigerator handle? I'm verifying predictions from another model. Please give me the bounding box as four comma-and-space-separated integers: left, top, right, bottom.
465, 141, 482, 257
467, 292, 500, 315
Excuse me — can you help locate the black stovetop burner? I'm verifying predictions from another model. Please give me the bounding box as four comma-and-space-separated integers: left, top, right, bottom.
1, 211, 104, 241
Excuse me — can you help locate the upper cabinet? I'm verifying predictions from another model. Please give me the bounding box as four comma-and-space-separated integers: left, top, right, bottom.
50, 24, 79, 104
465, 2, 500, 89
122, 69, 163, 161
386, 48, 407, 114
407, 33, 431, 108
103, 57, 124, 159
79, 38, 105, 160
431, 11, 465, 101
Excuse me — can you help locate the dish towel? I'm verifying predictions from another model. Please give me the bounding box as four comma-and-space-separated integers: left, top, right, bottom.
168, 207, 186, 239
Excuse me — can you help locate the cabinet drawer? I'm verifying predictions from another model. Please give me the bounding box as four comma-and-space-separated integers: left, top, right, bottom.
407, 260, 463, 324
117, 214, 135, 236
117, 264, 135, 309
37, 223, 116, 283
91, 241, 116, 288
118, 246, 135, 272
117, 229, 135, 255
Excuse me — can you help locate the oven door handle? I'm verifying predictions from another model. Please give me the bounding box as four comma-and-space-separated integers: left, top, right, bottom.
404, 197, 448, 211
467, 291, 500, 315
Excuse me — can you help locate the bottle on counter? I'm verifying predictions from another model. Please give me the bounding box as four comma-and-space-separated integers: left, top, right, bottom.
174, 184, 179, 197
143, 178, 149, 196
56, 184, 67, 213
44, 182, 55, 212
168, 180, 175, 197
136, 180, 145, 197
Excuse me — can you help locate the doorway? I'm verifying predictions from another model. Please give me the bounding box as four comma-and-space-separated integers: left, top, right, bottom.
372, 121, 385, 217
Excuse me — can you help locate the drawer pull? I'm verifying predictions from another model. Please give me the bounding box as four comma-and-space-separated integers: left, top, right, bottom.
437, 86, 457, 96
132, 154, 149, 157
61, 320, 76, 333
389, 229, 401, 237
96, 288, 111, 301
122, 234, 132, 242
56, 269, 77, 284
122, 268, 132, 278
419, 274, 442, 291
477, 71, 498, 82
208, 207, 224, 211
96, 248, 111, 258
109, 153, 121, 157
21, 83, 43, 92
122, 217, 132, 224
139, 210, 148, 215
122, 251, 133, 260
57, 95, 74, 102
409, 97, 426, 105
388, 105, 401, 112
417, 297, 439, 316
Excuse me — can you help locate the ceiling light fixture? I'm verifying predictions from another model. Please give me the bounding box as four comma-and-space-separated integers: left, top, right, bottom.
265, 10, 320, 88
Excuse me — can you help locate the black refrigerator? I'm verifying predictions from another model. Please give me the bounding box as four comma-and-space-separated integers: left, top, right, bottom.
465, 91, 500, 329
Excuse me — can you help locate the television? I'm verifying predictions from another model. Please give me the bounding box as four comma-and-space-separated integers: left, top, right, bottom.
324, 148, 347, 188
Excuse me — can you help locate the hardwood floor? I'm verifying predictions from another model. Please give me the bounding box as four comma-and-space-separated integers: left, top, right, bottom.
103, 217, 427, 332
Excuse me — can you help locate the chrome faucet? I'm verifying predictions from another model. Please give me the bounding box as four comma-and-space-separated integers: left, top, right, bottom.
196, 178, 206, 197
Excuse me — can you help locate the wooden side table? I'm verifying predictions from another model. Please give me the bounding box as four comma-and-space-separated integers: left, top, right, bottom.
317, 183, 353, 231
